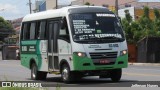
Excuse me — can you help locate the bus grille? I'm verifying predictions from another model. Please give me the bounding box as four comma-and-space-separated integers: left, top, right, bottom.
89, 52, 117, 65
89, 52, 118, 59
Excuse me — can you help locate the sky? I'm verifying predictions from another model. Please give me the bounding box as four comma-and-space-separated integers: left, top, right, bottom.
0, 0, 73, 20
1, 0, 160, 20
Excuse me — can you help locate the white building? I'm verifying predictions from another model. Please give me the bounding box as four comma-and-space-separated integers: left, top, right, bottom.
118, 7, 135, 20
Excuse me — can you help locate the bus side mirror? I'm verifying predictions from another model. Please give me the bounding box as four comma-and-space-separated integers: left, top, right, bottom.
118, 17, 122, 24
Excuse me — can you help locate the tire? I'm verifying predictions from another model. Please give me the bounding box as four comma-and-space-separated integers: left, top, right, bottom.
110, 69, 122, 82
31, 63, 47, 80
61, 64, 74, 83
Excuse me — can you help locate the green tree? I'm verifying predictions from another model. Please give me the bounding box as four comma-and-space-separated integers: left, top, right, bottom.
0, 16, 13, 30
84, 2, 90, 5
153, 9, 160, 36
124, 10, 132, 23
154, 8, 160, 19
130, 21, 142, 43
138, 6, 155, 37
122, 18, 133, 43
122, 9, 138, 44
122, 6, 160, 44
0, 16, 13, 41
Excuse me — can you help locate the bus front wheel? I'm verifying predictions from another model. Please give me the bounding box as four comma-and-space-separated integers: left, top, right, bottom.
110, 69, 122, 82
31, 63, 47, 80
61, 64, 74, 83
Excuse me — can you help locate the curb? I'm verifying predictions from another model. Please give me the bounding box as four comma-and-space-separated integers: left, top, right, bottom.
128, 63, 160, 66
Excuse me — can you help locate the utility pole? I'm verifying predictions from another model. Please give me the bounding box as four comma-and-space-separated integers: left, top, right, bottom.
56, 0, 57, 9
29, 0, 32, 14
115, 0, 118, 16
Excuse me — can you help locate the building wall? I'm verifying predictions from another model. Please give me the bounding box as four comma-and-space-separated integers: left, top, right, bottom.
118, 7, 160, 20
128, 44, 137, 62
39, 1, 46, 11
72, 0, 160, 9
135, 9, 159, 20
46, 0, 57, 10
34, 1, 45, 12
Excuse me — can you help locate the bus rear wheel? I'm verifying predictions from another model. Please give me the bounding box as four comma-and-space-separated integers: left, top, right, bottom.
110, 69, 122, 82
31, 63, 47, 80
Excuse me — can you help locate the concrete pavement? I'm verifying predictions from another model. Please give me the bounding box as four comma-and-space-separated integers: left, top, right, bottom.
0, 60, 160, 81
0, 59, 160, 90
129, 62, 160, 66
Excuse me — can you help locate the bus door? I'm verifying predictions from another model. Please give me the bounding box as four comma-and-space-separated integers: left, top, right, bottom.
48, 21, 60, 71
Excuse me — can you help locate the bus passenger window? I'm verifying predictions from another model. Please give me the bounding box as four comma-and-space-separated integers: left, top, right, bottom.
30, 23, 36, 39
36, 22, 40, 39
21, 23, 27, 40
23, 23, 30, 40
39, 21, 46, 39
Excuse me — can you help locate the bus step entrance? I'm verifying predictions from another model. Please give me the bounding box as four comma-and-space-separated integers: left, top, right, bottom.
49, 56, 54, 70
54, 56, 59, 69
48, 56, 59, 70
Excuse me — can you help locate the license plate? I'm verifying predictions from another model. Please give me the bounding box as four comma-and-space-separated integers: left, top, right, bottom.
99, 59, 110, 64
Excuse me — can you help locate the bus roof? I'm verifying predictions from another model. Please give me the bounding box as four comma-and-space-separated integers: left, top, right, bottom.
22, 6, 112, 22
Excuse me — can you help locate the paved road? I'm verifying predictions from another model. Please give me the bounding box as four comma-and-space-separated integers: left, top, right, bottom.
0, 57, 160, 89
0, 60, 160, 81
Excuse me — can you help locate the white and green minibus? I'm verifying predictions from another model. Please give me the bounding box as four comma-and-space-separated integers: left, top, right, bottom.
20, 6, 128, 83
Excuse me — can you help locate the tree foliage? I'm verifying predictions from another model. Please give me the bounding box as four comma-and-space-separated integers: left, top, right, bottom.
0, 16, 13, 30
122, 6, 160, 44
0, 16, 14, 42
84, 2, 90, 5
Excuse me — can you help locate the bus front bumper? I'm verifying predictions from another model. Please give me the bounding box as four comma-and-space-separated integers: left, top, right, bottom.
73, 54, 128, 71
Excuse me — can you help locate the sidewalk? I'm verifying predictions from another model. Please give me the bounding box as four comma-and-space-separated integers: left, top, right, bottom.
128, 62, 160, 66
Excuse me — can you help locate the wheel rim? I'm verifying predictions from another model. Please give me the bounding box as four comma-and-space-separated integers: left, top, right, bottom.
32, 65, 36, 78
62, 68, 68, 80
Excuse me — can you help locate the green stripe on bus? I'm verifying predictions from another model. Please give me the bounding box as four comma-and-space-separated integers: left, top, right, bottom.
20, 40, 42, 70
21, 54, 42, 70
21, 40, 37, 45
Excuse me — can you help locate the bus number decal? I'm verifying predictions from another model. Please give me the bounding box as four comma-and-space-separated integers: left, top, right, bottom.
109, 44, 119, 48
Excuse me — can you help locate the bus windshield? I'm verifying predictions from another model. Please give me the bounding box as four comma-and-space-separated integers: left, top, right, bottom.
70, 13, 125, 43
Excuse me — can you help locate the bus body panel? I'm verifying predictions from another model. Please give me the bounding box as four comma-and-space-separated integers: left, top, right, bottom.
20, 6, 128, 79
38, 40, 48, 71
71, 40, 128, 71
21, 40, 48, 71
58, 39, 72, 70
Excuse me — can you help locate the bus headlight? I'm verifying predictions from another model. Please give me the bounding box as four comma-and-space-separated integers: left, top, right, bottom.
120, 50, 127, 56
74, 52, 87, 57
